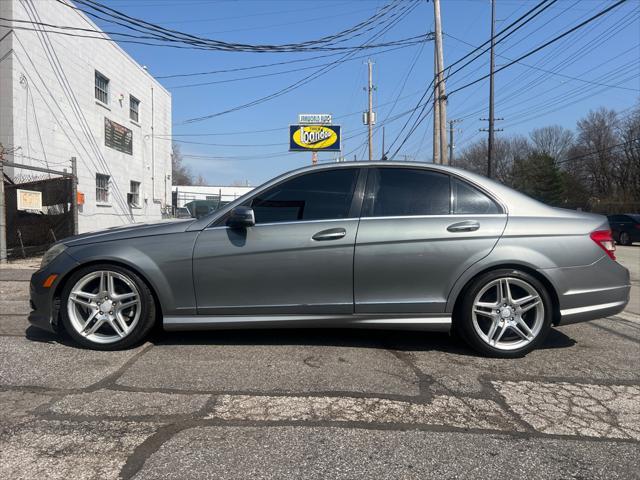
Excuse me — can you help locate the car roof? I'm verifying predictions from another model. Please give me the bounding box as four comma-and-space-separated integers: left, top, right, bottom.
294, 161, 554, 214
187, 161, 568, 231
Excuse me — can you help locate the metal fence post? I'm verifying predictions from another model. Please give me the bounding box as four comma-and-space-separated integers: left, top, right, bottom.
0, 147, 7, 263
71, 157, 78, 235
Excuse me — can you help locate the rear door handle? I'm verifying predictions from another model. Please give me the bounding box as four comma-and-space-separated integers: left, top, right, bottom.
447, 221, 480, 232
312, 228, 347, 241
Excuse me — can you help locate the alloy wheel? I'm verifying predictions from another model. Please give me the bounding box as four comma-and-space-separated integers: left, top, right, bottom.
471, 277, 544, 351
67, 270, 142, 344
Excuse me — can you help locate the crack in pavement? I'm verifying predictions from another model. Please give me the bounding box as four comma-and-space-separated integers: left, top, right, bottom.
493, 380, 640, 440
206, 393, 524, 431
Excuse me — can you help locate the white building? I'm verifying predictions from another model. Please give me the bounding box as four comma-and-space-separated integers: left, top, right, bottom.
0, 0, 172, 233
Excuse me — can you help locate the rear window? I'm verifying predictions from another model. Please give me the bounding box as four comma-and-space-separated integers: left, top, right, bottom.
452, 178, 501, 214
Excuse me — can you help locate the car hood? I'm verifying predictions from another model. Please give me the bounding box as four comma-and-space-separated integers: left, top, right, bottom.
62, 219, 196, 247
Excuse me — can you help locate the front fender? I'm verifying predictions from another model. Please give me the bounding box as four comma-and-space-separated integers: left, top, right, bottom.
65, 232, 198, 316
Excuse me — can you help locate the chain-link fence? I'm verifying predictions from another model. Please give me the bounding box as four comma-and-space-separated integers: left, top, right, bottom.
3, 166, 75, 259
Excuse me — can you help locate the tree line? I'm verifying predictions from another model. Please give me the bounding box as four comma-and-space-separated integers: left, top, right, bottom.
456, 104, 640, 213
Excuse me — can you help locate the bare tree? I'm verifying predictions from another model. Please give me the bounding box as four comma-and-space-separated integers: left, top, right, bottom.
574, 107, 620, 200
171, 143, 194, 186
616, 104, 640, 204
194, 174, 208, 186
529, 125, 574, 163
456, 105, 638, 212
456, 135, 530, 183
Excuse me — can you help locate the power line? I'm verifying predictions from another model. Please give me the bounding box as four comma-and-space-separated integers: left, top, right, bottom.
443, 33, 638, 93
166, 41, 430, 89
386, 0, 630, 163
385, 0, 559, 162
447, 0, 629, 97
58, 0, 423, 52
449, 10, 639, 126
177, 1, 422, 123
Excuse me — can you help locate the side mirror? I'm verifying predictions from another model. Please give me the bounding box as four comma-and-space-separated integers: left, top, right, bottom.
227, 206, 255, 228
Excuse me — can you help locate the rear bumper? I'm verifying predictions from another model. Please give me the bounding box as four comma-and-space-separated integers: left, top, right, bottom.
558, 298, 628, 325
540, 256, 630, 326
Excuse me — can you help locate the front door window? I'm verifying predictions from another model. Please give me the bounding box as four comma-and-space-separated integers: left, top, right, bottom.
251, 168, 359, 224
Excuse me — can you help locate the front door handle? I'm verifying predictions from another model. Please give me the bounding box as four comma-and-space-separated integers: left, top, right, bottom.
447, 221, 480, 232
312, 228, 347, 241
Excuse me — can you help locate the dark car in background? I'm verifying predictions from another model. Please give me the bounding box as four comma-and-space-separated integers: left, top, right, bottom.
608, 214, 640, 245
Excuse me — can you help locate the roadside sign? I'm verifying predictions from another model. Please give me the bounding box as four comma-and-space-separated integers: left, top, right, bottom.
16, 189, 42, 211
298, 113, 332, 125
289, 125, 341, 152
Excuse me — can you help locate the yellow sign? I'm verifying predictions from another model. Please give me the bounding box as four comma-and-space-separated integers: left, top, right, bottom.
16, 189, 42, 211
289, 125, 341, 151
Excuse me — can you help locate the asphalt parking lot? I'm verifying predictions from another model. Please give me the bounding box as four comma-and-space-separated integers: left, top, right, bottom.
0, 247, 638, 479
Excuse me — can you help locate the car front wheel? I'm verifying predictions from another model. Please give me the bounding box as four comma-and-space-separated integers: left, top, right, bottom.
60, 264, 156, 350
457, 269, 552, 357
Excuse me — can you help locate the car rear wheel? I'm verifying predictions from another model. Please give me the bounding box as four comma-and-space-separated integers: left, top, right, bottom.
457, 269, 552, 358
619, 231, 631, 246
60, 264, 156, 350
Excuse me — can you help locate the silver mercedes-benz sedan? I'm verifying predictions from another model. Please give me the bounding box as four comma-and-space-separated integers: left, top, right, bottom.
29, 162, 630, 357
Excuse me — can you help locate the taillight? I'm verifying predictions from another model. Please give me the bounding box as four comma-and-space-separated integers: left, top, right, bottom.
635, 224, 640, 230
590, 230, 616, 260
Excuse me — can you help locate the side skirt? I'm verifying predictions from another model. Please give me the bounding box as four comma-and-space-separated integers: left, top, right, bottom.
163, 314, 452, 332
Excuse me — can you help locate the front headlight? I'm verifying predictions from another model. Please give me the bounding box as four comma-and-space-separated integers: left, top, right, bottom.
41, 244, 67, 269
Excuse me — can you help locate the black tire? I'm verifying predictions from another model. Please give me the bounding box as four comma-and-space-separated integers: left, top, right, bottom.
456, 268, 553, 358
619, 231, 631, 246
60, 263, 156, 350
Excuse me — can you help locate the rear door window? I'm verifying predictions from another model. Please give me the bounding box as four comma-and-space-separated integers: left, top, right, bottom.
363, 168, 450, 217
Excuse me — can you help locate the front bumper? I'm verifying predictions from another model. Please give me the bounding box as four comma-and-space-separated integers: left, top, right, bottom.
28, 251, 79, 333
541, 256, 631, 326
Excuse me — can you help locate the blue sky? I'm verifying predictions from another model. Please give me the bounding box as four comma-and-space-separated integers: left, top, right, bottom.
93, 0, 639, 185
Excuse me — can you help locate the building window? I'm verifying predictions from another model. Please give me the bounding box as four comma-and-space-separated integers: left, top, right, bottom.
95, 71, 109, 104
96, 174, 110, 203
129, 181, 141, 206
129, 95, 140, 122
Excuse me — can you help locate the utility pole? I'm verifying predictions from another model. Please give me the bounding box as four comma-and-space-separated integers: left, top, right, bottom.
70, 157, 78, 235
487, 0, 496, 177
366, 59, 375, 161
480, 116, 503, 172
0, 144, 6, 263
381, 126, 388, 161
433, 50, 440, 164
448, 119, 462, 166
433, 0, 448, 164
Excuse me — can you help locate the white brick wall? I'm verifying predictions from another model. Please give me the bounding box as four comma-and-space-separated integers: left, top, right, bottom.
0, 0, 172, 233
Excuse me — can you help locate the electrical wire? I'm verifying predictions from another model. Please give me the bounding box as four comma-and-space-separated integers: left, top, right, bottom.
178, 0, 421, 124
